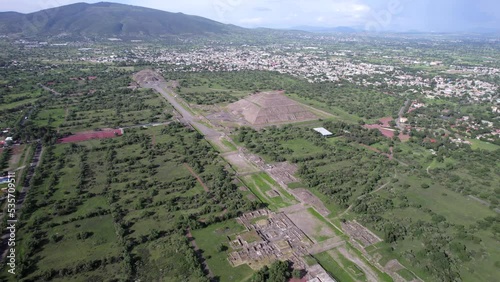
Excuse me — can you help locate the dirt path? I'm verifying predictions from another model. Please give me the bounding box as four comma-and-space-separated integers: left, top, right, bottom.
245, 175, 275, 204
336, 181, 391, 218
359, 144, 409, 166
184, 163, 209, 192
38, 83, 63, 96
396, 99, 410, 131
206, 136, 234, 153
6, 145, 23, 171
360, 144, 392, 159
308, 237, 344, 255
144, 82, 221, 138
0, 143, 43, 262
186, 229, 214, 279
122, 121, 173, 129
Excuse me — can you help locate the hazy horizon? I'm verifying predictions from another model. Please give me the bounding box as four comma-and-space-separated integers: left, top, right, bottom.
0, 0, 499, 33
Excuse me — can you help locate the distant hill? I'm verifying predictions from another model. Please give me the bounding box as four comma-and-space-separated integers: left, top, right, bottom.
289, 25, 359, 33
0, 2, 243, 38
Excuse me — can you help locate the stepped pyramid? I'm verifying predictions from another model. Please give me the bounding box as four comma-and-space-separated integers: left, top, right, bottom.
227, 91, 317, 125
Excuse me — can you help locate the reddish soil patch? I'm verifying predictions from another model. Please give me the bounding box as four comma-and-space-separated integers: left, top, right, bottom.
220, 209, 228, 216
364, 124, 382, 130
360, 144, 393, 160
183, 163, 210, 192
364, 121, 410, 141
57, 129, 123, 144
9, 145, 24, 163
289, 278, 307, 282
364, 124, 395, 137
379, 117, 393, 127
15, 145, 25, 154
399, 133, 411, 142
379, 128, 395, 138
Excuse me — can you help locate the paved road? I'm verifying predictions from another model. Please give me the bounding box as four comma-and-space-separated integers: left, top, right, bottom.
395, 99, 410, 131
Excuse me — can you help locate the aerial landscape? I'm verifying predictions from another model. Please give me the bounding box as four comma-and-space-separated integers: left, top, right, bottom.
0, 1, 498, 281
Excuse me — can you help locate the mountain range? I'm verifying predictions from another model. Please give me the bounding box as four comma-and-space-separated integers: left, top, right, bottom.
0, 2, 243, 38
287, 26, 359, 33
1, 2, 496, 39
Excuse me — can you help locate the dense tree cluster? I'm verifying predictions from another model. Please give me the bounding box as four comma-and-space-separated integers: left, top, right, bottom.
236, 124, 395, 208
180, 90, 238, 105
11, 122, 258, 281
250, 260, 301, 282
0, 147, 12, 170
165, 70, 404, 119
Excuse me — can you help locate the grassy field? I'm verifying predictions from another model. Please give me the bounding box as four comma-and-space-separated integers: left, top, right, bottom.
405, 182, 496, 225
221, 138, 237, 151
287, 93, 361, 122
397, 268, 417, 281
241, 172, 296, 210
233, 121, 500, 281
25, 69, 175, 134
308, 208, 343, 236
282, 138, 324, 158
360, 171, 500, 282
466, 138, 500, 151
177, 80, 251, 106
33, 108, 66, 127
191, 220, 255, 282
314, 251, 357, 282
0, 98, 38, 111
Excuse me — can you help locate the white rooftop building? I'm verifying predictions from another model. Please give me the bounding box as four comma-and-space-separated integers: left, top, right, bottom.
313, 128, 333, 137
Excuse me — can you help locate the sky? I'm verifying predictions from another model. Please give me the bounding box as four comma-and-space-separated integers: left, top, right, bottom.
0, 0, 499, 32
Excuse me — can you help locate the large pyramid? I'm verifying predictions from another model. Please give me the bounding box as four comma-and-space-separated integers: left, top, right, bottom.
227, 91, 317, 125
